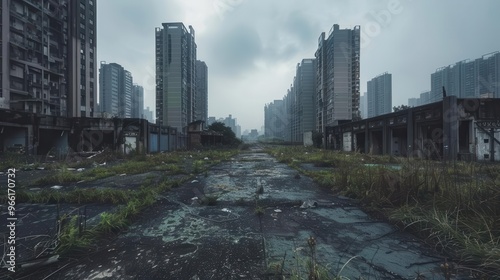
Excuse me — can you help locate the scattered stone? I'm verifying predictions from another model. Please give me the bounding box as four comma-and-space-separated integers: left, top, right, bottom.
294, 173, 301, 179
77, 168, 85, 172
221, 208, 231, 213
274, 209, 282, 213
300, 200, 318, 209
119, 173, 127, 176
37, 167, 45, 170
51, 185, 63, 190
191, 180, 199, 183
204, 157, 209, 160
191, 197, 199, 200
76, 180, 85, 184
30, 188, 42, 191
66, 168, 76, 171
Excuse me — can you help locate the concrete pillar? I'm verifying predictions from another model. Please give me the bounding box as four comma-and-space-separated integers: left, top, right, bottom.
442, 96, 458, 161
407, 108, 414, 158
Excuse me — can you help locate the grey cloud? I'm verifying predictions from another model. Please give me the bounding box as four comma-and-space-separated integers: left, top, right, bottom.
202, 24, 262, 77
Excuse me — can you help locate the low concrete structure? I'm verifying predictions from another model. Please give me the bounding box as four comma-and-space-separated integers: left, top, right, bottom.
326, 96, 500, 161
187, 120, 223, 149
0, 109, 182, 156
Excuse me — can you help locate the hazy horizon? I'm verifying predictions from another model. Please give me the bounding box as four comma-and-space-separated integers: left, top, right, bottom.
97, 0, 500, 131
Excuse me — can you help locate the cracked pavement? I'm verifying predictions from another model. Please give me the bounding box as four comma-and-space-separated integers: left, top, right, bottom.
2, 146, 465, 279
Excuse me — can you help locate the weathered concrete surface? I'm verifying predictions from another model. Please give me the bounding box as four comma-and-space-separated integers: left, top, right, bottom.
2, 147, 466, 279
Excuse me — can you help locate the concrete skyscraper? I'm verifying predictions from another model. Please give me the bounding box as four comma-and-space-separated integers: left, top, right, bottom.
1, 0, 97, 117
290, 59, 316, 142
155, 22, 197, 133
315, 24, 361, 133
195, 60, 208, 123
99, 62, 133, 118
367, 72, 392, 117
431, 51, 500, 101
132, 84, 144, 119
265, 99, 288, 140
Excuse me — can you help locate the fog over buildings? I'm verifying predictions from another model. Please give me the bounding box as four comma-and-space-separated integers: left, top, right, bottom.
94, 0, 499, 132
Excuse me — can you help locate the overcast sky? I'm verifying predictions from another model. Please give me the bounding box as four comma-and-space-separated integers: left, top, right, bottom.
97, 0, 500, 132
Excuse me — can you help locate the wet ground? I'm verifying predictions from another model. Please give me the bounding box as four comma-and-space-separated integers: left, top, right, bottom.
2, 147, 467, 279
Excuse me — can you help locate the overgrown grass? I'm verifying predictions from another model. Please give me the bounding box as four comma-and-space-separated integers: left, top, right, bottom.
266, 145, 500, 276
268, 236, 353, 280
1, 148, 241, 257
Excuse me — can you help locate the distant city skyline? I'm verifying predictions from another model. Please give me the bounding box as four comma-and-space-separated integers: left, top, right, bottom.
97, 0, 500, 131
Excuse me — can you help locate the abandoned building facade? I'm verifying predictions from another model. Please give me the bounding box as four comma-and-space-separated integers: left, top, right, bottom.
326, 96, 500, 162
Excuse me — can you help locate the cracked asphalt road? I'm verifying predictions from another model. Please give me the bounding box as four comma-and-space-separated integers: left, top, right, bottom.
4, 146, 464, 279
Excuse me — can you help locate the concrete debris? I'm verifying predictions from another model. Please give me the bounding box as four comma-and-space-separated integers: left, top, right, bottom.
19, 255, 59, 270
87, 150, 103, 159
51, 185, 63, 190
300, 200, 318, 209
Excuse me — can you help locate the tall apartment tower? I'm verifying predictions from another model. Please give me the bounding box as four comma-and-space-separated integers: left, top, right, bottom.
155, 22, 197, 133
99, 62, 133, 118
264, 99, 288, 140
367, 72, 392, 118
315, 24, 361, 132
430, 51, 500, 101
0, 0, 97, 117
290, 59, 316, 142
132, 84, 144, 119
195, 60, 208, 123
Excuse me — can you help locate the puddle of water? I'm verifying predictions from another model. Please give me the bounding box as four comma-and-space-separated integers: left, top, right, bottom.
310, 207, 368, 224
364, 164, 402, 170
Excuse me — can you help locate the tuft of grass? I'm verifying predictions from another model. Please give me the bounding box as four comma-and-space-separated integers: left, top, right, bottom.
254, 205, 265, 216
201, 195, 219, 206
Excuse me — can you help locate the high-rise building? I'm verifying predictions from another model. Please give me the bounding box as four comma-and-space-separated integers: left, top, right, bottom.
360, 92, 368, 118
99, 62, 133, 118
264, 99, 288, 140
430, 51, 500, 101
408, 97, 418, 107
223, 114, 237, 135
132, 84, 144, 118
0, 0, 97, 117
123, 70, 132, 118
144, 106, 154, 123
367, 72, 392, 117
315, 24, 360, 132
195, 60, 208, 123
289, 59, 316, 142
155, 22, 197, 133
